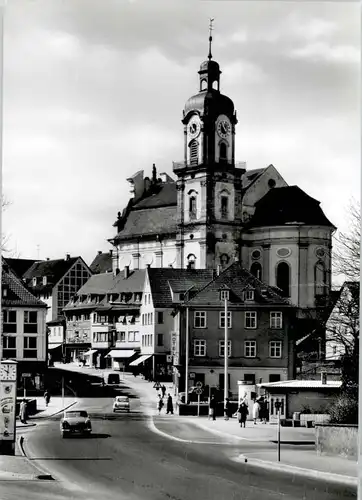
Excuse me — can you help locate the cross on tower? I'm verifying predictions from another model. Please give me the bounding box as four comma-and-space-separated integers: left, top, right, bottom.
208, 18, 214, 60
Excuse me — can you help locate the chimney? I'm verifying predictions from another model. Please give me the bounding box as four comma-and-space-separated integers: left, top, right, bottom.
109, 249, 113, 255
46, 257, 50, 261
66, 253, 70, 261
321, 372, 327, 385
124, 266, 130, 279
152, 163, 157, 183
98, 250, 102, 255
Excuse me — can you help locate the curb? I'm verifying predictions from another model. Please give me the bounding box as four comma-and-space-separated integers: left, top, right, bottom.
16, 422, 37, 429
17, 436, 54, 481
235, 454, 357, 487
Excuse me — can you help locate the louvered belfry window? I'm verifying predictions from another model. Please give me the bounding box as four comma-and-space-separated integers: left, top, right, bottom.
190, 140, 198, 166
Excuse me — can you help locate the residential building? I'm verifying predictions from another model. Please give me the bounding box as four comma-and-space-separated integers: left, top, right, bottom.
173, 262, 296, 398
63, 267, 145, 369
20, 254, 93, 362
2, 259, 47, 392
131, 267, 213, 380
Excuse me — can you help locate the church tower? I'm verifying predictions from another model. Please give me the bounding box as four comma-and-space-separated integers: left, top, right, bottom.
174, 21, 246, 269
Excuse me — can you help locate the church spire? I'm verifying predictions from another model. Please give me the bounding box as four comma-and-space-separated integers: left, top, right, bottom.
208, 18, 214, 61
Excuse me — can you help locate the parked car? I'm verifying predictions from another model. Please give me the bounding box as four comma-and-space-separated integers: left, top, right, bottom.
113, 396, 130, 413
60, 410, 92, 438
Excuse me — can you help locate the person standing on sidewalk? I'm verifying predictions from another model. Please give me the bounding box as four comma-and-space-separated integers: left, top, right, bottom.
157, 394, 164, 415
19, 399, 28, 424
166, 394, 174, 415
44, 390, 51, 407
161, 385, 166, 398
237, 400, 248, 428
208, 395, 217, 421
252, 399, 260, 425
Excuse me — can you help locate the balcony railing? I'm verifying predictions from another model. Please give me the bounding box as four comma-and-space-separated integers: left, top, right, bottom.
172, 160, 247, 172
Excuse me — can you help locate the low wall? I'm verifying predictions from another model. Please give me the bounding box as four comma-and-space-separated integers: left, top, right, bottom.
315, 423, 358, 460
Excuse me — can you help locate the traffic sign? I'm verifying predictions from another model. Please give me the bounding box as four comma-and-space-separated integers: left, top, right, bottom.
153, 381, 161, 389
195, 388, 203, 395
195, 381, 203, 389
22, 373, 32, 378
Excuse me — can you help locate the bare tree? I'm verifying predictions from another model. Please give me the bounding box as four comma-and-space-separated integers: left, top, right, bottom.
333, 199, 360, 282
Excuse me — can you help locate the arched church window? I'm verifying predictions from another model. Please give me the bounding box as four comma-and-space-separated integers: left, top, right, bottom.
219, 142, 227, 163
250, 262, 262, 281
221, 196, 229, 219
220, 254, 229, 268
201, 79, 207, 91
190, 140, 198, 166
315, 261, 327, 296
189, 196, 197, 220
187, 254, 196, 270
212, 80, 218, 90
276, 262, 290, 297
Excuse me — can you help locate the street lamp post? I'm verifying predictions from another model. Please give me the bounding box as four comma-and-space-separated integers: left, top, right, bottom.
185, 306, 190, 405
219, 287, 230, 420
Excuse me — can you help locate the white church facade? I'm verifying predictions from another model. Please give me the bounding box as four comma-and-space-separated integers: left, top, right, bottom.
109, 39, 335, 320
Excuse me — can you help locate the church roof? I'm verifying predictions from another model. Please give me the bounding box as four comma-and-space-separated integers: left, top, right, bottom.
132, 182, 177, 210
183, 90, 234, 119
90, 251, 113, 274
184, 262, 292, 307
249, 186, 335, 228
115, 205, 178, 241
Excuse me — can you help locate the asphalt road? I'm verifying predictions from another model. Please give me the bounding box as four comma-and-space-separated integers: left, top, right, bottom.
16, 385, 356, 500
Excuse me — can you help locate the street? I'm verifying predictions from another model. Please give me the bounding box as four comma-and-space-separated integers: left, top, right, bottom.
11, 372, 355, 500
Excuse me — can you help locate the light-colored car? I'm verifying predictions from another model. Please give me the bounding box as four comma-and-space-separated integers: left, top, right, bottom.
60, 410, 92, 438
113, 396, 130, 413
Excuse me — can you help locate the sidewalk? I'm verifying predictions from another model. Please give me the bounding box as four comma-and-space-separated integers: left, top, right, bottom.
52, 363, 357, 486
16, 396, 77, 429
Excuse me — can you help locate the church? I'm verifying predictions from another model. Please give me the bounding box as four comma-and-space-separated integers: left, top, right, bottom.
109, 32, 335, 323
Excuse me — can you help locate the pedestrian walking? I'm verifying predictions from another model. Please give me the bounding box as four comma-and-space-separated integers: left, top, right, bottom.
161, 384, 166, 398
208, 395, 217, 421
252, 399, 260, 425
237, 400, 249, 428
224, 397, 230, 420
44, 390, 51, 407
157, 394, 164, 415
259, 397, 268, 424
166, 394, 174, 415
19, 399, 28, 424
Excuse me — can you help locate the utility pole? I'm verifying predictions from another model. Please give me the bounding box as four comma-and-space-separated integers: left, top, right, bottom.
224, 292, 229, 419
185, 306, 189, 404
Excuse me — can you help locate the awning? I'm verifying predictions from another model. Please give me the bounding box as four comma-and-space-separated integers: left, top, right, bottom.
84, 349, 98, 356
129, 354, 153, 366
106, 350, 136, 359
48, 343, 62, 350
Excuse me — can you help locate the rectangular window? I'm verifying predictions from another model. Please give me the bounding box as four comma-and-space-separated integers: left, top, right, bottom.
116, 331, 126, 342
157, 334, 164, 346
220, 290, 229, 301
269, 341, 282, 358
219, 311, 232, 328
244, 340, 256, 358
24, 336, 37, 358
157, 311, 164, 324
245, 290, 254, 301
269, 374, 281, 383
194, 339, 206, 356
245, 311, 257, 329
194, 311, 207, 328
3, 310, 17, 333
128, 331, 134, 342
24, 311, 38, 333
219, 340, 231, 357
270, 312, 283, 329
3, 336, 16, 358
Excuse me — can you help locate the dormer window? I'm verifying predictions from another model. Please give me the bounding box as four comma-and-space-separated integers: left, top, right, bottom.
32, 278, 37, 287
42, 276, 47, 286
245, 289, 254, 301
2, 286, 8, 297
135, 293, 141, 302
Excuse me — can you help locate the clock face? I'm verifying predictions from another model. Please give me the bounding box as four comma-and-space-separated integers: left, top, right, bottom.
0, 364, 17, 381
188, 118, 201, 139
217, 119, 231, 139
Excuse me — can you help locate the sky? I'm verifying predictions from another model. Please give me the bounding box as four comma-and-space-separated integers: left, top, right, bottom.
2, 1, 360, 273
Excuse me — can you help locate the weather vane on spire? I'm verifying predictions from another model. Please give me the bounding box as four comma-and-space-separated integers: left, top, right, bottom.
208, 18, 214, 60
